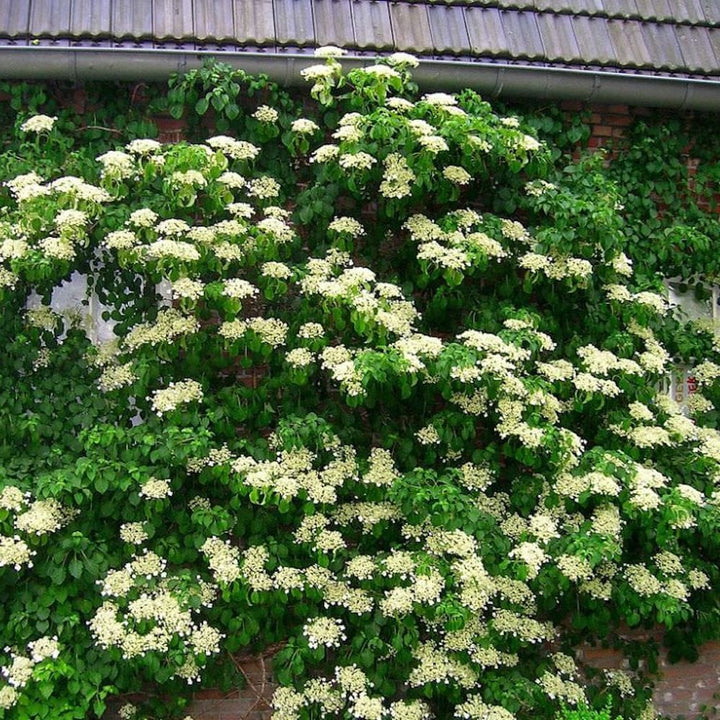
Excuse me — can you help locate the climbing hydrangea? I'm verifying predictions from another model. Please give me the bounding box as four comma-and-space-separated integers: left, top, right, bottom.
0, 53, 718, 720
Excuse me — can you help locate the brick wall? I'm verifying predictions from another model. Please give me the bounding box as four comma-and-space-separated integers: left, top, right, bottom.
561, 100, 719, 214
105, 654, 276, 720
104, 639, 720, 719
579, 638, 720, 719
8, 87, 714, 720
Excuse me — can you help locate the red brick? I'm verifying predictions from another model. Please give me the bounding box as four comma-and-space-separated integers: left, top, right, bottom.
605, 103, 631, 114
587, 136, 609, 148
592, 125, 614, 137
153, 115, 186, 143
604, 113, 634, 127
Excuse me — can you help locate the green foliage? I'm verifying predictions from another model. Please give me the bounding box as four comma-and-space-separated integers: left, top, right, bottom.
0, 54, 719, 720
556, 699, 622, 720
608, 114, 720, 284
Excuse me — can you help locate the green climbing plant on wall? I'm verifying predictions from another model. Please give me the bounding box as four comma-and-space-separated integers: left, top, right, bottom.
0, 53, 720, 720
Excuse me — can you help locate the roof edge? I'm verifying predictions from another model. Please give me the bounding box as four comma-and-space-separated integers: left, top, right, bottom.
0, 47, 718, 111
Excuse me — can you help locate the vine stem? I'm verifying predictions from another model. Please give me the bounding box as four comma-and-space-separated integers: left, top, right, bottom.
74, 125, 124, 134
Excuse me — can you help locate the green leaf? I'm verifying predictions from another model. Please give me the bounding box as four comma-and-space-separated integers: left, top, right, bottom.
195, 97, 210, 115
68, 557, 83, 579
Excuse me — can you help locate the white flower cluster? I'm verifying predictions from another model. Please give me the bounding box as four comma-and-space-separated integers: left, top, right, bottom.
416, 424, 441, 445
143, 239, 200, 262
201, 537, 241, 584
15, 498, 74, 536
138, 477, 173, 500
524, 179, 557, 197
302, 616, 346, 649
0, 535, 35, 571
339, 152, 376, 171
314, 45, 346, 58
119, 522, 148, 545
89, 556, 222, 679
380, 153, 416, 199
454, 696, 515, 720
257, 216, 294, 244
286, 348, 314, 368
222, 278, 258, 300
443, 165, 472, 185
50, 176, 112, 203
328, 216, 365, 237
206, 136, 260, 161
388, 52, 419, 68
126, 138, 162, 156
248, 176, 281, 199
253, 105, 279, 123
97, 150, 135, 180
150, 379, 204, 416
298, 322, 325, 339
236, 446, 358, 505
360, 64, 400, 80
0, 636, 60, 709
405, 212, 507, 272
98, 362, 137, 392
519, 252, 593, 281
172, 277, 205, 301
577, 345, 643, 377
124, 309, 199, 351
171, 170, 207, 188
291, 118, 319, 134
536, 671, 586, 706
310, 144, 340, 164
301, 258, 419, 342
20, 114, 56, 133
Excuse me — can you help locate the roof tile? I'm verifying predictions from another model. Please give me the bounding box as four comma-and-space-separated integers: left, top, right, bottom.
633, 0, 673, 22
235, 0, 275, 46
351, 0, 394, 50
707, 27, 720, 65
535, 12, 581, 63
570, 15, 616, 65
314, 0, 353, 47
531, 0, 603, 13
427, 5, 469, 55
0, 0, 30, 37
112, 0, 153, 39
606, 18, 652, 67
389, 3, 433, 54
640, 20, 685, 70
501, 10, 545, 59
465, 7, 507, 57
601, 0, 639, 19
29, 0, 71, 37
153, 0, 194, 41
0, 0, 716, 82
194, 0, 235, 42
702, 0, 720, 24
676, 24, 719, 73
274, 0, 315, 46
71, 0, 111, 37
673, 0, 707, 25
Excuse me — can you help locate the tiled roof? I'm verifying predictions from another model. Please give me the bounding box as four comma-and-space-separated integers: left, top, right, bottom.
0, 0, 719, 78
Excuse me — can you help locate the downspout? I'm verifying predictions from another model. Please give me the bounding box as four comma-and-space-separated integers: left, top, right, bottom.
0, 46, 718, 111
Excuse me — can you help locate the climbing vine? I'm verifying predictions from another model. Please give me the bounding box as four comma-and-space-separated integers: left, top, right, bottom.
1, 54, 720, 720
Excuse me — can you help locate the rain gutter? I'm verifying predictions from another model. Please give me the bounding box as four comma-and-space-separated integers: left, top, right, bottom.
0, 46, 719, 111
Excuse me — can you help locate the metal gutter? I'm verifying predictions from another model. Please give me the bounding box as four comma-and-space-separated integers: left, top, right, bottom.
0, 46, 719, 110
